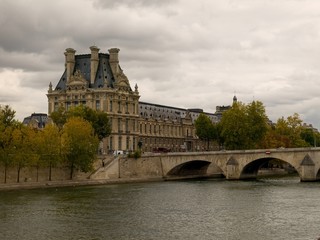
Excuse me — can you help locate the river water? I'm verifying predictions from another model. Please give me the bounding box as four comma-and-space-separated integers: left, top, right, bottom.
1, 176, 320, 240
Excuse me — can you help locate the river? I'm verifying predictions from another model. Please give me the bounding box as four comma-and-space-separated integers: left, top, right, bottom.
1, 176, 320, 240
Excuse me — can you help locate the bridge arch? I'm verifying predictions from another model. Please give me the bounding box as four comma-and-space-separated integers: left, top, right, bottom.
166, 160, 224, 178
240, 157, 298, 180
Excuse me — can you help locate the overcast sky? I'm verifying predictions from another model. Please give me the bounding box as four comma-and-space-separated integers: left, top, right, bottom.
1, 0, 320, 128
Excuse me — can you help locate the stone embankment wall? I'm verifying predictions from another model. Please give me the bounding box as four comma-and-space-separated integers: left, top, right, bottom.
119, 156, 163, 178
0, 159, 103, 184
0, 154, 223, 184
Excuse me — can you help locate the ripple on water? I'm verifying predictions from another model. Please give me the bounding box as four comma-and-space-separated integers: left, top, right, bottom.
1, 177, 320, 240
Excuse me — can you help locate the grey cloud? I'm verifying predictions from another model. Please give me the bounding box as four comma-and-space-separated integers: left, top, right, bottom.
92, 0, 177, 9
1, 0, 320, 127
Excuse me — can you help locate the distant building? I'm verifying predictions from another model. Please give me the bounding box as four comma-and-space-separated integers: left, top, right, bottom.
47, 46, 232, 153
23, 113, 50, 129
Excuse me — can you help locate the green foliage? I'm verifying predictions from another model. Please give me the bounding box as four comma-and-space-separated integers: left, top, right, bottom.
300, 128, 320, 147
0, 105, 16, 127
273, 113, 308, 148
194, 113, 217, 150
220, 101, 269, 150
246, 101, 269, 148
50, 105, 111, 141
128, 150, 141, 159
50, 106, 67, 130
92, 111, 112, 141
220, 102, 249, 150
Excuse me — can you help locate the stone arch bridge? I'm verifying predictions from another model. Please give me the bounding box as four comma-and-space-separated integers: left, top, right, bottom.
92, 148, 320, 182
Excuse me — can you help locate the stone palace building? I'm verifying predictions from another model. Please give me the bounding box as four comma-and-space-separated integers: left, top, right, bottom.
47, 46, 233, 153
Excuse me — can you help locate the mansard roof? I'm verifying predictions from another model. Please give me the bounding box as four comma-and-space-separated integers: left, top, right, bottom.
23, 113, 49, 129
55, 53, 116, 91
139, 101, 219, 123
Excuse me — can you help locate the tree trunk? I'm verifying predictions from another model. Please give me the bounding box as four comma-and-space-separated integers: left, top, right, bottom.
49, 162, 52, 181
4, 164, 7, 183
36, 165, 39, 182
70, 162, 74, 180
17, 165, 21, 183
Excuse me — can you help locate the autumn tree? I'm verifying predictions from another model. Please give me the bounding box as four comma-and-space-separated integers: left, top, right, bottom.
0, 105, 18, 183
273, 113, 309, 148
61, 117, 99, 179
37, 124, 62, 181
11, 124, 39, 183
51, 105, 111, 142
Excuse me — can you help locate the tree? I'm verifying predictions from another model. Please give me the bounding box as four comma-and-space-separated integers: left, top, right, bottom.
50, 106, 67, 130
219, 101, 269, 150
11, 124, 38, 183
300, 127, 320, 147
245, 101, 269, 148
61, 117, 99, 179
0, 125, 16, 183
93, 111, 112, 142
220, 101, 249, 150
274, 113, 308, 148
0, 105, 18, 183
194, 113, 217, 150
260, 126, 290, 149
0, 105, 16, 127
67, 105, 111, 141
37, 124, 62, 181
51, 105, 111, 142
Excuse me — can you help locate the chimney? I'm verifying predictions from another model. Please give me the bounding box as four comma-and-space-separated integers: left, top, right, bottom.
90, 45, 100, 84
64, 48, 76, 82
108, 48, 120, 75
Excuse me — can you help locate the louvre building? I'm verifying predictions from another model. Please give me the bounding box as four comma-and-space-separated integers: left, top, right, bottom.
47, 47, 231, 153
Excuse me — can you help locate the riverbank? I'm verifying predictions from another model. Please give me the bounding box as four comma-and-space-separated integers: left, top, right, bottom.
0, 170, 295, 191
0, 177, 165, 191
0, 172, 228, 191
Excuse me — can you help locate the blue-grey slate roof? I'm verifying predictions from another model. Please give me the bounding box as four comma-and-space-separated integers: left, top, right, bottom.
55, 53, 115, 90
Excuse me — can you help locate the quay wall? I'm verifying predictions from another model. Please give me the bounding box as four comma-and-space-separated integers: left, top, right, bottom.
0, 159, 102, 184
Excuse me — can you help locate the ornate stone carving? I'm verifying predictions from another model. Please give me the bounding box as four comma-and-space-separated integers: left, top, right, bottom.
66, 69, 88, 91
114, 70, 131, 91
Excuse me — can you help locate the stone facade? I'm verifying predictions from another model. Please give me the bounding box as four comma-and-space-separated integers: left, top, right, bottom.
47, 47, 230, 153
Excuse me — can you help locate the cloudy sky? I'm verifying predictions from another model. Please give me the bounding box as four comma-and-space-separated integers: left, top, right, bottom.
1, 0, 320, 128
